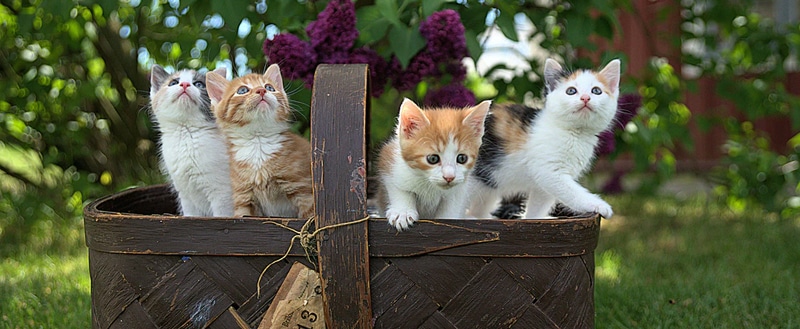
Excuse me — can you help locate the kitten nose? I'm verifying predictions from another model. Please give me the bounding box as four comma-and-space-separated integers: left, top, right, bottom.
581, 94, 590, 103
180, 81, 190, 89
254, 87, 267, 96
443, 175, 455, 183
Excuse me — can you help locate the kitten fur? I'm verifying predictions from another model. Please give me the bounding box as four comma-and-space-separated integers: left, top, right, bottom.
149, 65, 234, 217
470, 58, 621, 219
377, 98, 490, 231
206, 64, 314, 218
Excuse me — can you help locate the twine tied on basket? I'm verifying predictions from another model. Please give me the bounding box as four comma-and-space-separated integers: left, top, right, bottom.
256, 215, 371, 297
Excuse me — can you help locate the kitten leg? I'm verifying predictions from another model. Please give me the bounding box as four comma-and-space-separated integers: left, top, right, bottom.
434, 190, 468, 219
383, 184, 419, 231
232, 185, 256, 217
538, 175, 613, 218
209, 193, 234, 217
522, 192, 556, 219
285, 183, 315, 219
178, 195, 202, 217
466, 185, 500, 219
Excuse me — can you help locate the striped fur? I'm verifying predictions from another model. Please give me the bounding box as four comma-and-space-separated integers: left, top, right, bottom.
206, 64, 313, 218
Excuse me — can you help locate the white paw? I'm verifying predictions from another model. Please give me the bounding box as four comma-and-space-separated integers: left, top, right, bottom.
578, 195, 614, 219
385, 207, 418, 231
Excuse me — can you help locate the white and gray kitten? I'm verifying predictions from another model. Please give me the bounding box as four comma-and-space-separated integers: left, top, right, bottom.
469, 58, 621, 219
149, 65, 234, 217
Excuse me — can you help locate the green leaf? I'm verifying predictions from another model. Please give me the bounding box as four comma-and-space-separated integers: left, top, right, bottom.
465, 30, 482, 61
376, 0, 401, 26
495, 10, 518, 42
356, 6, 392, 44
389, 25, 425, 68
563, 11, 594, 48
211, 1, 247, 29
422, 0, 448, 17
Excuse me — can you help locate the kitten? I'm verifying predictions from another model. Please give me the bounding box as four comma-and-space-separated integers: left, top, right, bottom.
206, 64, 314, 218
469, 58, 621, 219
376, 98, 491, 231
149, 65, 234, 217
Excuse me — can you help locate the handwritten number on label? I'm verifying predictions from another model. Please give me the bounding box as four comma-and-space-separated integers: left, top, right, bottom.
301, 310, 318, 322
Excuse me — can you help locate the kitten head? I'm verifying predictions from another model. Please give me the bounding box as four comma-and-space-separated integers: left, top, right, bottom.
206, 64, 290, 129
543, 58, 620, 132
149, 65, 226, 124
396, 98, 490, 189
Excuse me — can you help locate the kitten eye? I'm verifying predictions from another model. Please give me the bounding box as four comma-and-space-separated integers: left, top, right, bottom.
426, 154, 440, 165
456, 154, 468, 164
566, 87, 577, 95
591, 87, 602, 95
168, 79, 179, 86
193, 81, 205, 89
236, 86, 249, 94
265, 84, 276, 92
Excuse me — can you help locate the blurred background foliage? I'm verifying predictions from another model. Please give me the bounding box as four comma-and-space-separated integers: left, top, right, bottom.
0, 0, 798, 252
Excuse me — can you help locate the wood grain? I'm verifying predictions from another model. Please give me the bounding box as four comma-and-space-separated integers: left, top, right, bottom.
310, 64, 373, 329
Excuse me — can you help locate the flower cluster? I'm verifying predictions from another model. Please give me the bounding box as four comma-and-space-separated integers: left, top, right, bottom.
263, 1, 472, 104
596, 93, 642, 157
596, 93, 642, 194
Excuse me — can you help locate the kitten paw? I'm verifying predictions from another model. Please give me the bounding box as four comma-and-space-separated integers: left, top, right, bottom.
577, 196, 614, 219
386, 208, 419, 231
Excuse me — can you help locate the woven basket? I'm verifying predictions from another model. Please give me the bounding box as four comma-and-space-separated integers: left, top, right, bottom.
83, 64, 600, 329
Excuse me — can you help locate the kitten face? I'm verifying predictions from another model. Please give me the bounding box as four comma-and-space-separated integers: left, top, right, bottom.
398, 98, 490, 189
150, 65, 224, 123
543, 59, 620, 132
207, 64, 290, 127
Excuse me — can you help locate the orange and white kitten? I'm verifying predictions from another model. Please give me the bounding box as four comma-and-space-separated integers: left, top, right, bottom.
376, 98, 491, 231
470, 58, 620, 219
206, 64, 314, 218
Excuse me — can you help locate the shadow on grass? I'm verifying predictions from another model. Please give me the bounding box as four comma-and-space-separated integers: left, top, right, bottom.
595, 194, 800, 328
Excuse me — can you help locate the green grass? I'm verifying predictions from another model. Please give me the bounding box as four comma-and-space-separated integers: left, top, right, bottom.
595, 195, 800, 328
1, 193, 798, 328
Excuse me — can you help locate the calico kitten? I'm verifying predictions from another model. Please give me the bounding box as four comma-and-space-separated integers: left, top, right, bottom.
206, 64, 314, 218
376, 98, 491, 231
470, 58, 620, 219
149, 65, 234, 217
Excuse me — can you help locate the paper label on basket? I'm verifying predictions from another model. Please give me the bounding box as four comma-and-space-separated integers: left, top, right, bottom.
259, 262, 326, 329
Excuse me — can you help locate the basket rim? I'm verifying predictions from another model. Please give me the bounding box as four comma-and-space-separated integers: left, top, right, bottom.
84, 184, 601, 258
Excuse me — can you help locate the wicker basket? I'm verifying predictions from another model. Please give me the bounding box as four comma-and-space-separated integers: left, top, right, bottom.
83, 64, 601, 329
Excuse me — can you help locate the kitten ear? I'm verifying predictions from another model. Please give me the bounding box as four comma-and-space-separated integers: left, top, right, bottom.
599, 59, 621, 95
150, 65, 169, 95
264, 64, 284, 91
205, 71, 228, 105
211, 67, 227, 79
462, 100, 491, 138
398, 98, 430, 139
543, 58, 565, 94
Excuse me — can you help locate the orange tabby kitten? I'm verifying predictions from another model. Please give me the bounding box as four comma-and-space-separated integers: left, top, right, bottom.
206, 64, 314, 218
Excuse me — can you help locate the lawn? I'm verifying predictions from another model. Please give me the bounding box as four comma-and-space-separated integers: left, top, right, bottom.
1, 192, 798, 328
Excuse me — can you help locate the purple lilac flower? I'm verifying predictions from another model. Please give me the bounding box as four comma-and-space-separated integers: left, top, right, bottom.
306, 0, 358, 62
393, 53, 437, 91
263, 33, 316, 84
614, 93, 642, 129
346, 47, 392, 97
444, 61, 467, 82
601, 170, 625, 194
419, 9, 468, 63
423, 84, 476, 108
596, 130, 616, 156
